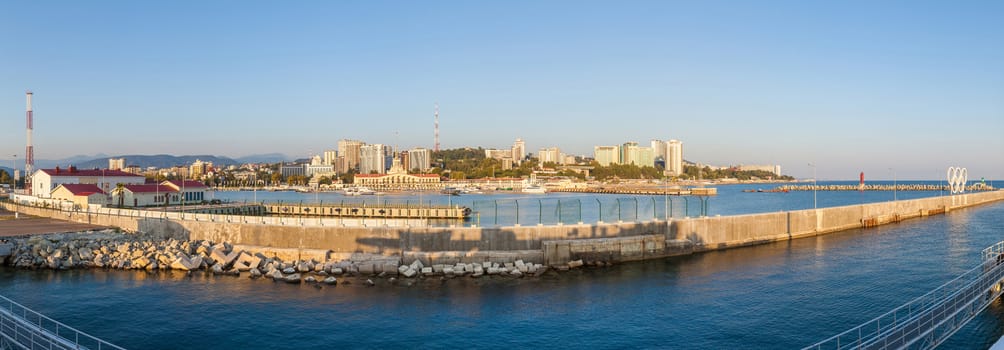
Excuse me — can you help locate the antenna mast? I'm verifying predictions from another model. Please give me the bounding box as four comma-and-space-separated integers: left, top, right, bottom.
25, 90, 34, 195
434, 103, 440, 152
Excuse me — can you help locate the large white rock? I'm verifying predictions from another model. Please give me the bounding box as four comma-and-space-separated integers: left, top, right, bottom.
402, 268, 417, 278
567, 260, 584, 268
322, 277, 338, 285
398, 265, 411, 274
409, 260, 424, 270
170, 256, 191, 271
282, 267, 296, 274
283, 273, 302, 284
78, 249, 94, 261
331, 267, 344, 275
189, 256, 204, 270
133, 257, 150, 269
421, 267, 434, 276
234, 252, 255, 271
222, 251, 241, 269
209, 249, 227, 267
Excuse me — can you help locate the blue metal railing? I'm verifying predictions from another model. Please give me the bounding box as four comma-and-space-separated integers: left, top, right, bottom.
0, 294, 126, 350
805, 241, 1004, 350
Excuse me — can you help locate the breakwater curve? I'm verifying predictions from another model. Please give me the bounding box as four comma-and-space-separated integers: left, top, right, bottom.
3, 190, 1003, 268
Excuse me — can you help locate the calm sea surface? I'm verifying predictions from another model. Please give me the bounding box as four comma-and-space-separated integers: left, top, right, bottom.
213, 180, 984, 226
2, 181, 1003, 349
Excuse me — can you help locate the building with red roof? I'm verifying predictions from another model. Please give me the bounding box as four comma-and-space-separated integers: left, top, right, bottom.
111, 184, 177, 207
31, 166, 145, 199
50, 184, 109, 209
353, 159, 442, 190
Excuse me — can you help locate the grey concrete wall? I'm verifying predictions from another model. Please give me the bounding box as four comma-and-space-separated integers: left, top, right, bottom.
5, 190, 1003, 266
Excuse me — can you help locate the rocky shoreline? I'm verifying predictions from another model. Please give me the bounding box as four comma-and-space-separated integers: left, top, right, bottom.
0, 230, 592, 285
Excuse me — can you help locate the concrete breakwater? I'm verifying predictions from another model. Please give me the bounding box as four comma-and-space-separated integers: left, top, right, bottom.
4, 190, 1004, 268
776, 184, 996, 192
0, 230, 559, 282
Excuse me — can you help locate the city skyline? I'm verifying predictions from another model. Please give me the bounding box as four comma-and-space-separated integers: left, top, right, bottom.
2, 1, 1002, 180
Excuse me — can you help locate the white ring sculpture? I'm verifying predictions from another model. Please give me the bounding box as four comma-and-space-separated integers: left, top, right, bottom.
947, 167, 968, 194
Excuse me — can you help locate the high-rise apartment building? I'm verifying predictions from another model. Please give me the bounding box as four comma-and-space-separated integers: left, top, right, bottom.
359, 144, 391, 174
511, 138, 526, 165
190, 159, 212, 179
594, 146, 619, 166
108, 158, 125, 171
538, 147, 563, 165
666, 140, 684, 176
407, 148, 432, 172
323, 150, 337, 166
623, 144, 654, 167
337, 139, 364, 173
651, 140, 668, 165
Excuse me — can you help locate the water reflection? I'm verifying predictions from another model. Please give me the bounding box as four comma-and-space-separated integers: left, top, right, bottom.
0, 201, 1002, 349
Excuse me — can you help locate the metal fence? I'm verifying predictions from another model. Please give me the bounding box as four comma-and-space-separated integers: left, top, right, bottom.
467, 196, 711, 227
0, 294, 126, 350
804, 240, 1004, 350
3, 195, 714, 228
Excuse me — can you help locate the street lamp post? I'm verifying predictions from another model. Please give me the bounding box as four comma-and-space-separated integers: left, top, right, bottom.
808, 163, 817, 209
11, 155, 16, 193
889, 168, 897, 201
11, 155, 16, 219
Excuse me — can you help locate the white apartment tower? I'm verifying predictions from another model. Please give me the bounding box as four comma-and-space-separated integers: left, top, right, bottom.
511, 138, 526, 165
651, 140, 668, 165
593, 146, 619, 166
407, 148, 432, 172
359, 144, 391, 174
337, 139, 364, 172
538, 147, 563, 165
108, 158, 125, 171
666, 140, 684, 176
323, 150, 338, 166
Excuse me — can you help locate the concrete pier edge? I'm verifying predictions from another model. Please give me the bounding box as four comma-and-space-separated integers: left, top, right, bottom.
3, 190, 1002, 267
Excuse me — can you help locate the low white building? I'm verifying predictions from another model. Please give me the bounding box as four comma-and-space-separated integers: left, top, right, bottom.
31, 167, 146, 198
50, 184, 109, 209
111, 184, 178, 207
162, 180, 209, 204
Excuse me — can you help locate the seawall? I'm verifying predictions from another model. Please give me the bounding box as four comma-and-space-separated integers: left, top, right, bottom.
4, 191, 1003, 267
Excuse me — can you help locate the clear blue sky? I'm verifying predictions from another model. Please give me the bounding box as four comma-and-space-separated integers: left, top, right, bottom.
2, 1, 1002, 180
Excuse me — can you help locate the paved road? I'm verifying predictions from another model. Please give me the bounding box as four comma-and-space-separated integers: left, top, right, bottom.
0, 208, 109, 237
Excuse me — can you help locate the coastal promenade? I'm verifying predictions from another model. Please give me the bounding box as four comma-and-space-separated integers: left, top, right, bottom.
0, 208, 108, 238
3, 190, 1003, 267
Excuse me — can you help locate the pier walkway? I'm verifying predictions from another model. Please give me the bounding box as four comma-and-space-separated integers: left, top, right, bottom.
0, 294, 125, 350
805, 240, 1004, 350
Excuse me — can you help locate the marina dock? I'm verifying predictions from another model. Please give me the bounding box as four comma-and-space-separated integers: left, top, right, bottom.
265, 203, 472, 220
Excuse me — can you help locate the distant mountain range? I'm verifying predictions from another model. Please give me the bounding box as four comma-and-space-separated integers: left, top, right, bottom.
30, 153, 289, 170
